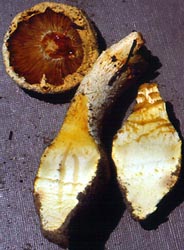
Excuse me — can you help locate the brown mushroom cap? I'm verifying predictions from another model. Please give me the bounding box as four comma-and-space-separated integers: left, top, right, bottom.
2, 2, 99, 94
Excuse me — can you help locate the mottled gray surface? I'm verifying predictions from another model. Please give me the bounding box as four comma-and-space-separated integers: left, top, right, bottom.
0, 0, 184, 250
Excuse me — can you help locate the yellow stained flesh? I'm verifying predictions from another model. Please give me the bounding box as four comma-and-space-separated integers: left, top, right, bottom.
34, 94, 100, 230
112, 83, 182, 219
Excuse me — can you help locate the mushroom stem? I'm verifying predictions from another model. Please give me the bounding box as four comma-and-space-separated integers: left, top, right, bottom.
77, 32, 145, 142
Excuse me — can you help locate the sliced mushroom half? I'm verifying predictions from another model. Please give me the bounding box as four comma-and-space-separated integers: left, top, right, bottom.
112, 83, 182, 220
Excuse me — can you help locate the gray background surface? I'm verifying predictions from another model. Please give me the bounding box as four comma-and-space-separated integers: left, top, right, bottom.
0, 0, 184, 249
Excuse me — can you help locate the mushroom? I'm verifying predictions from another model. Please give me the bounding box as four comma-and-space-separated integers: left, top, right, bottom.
112, 83, 182, 220
2, 2, 99, 94
34, 32, 146, 247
